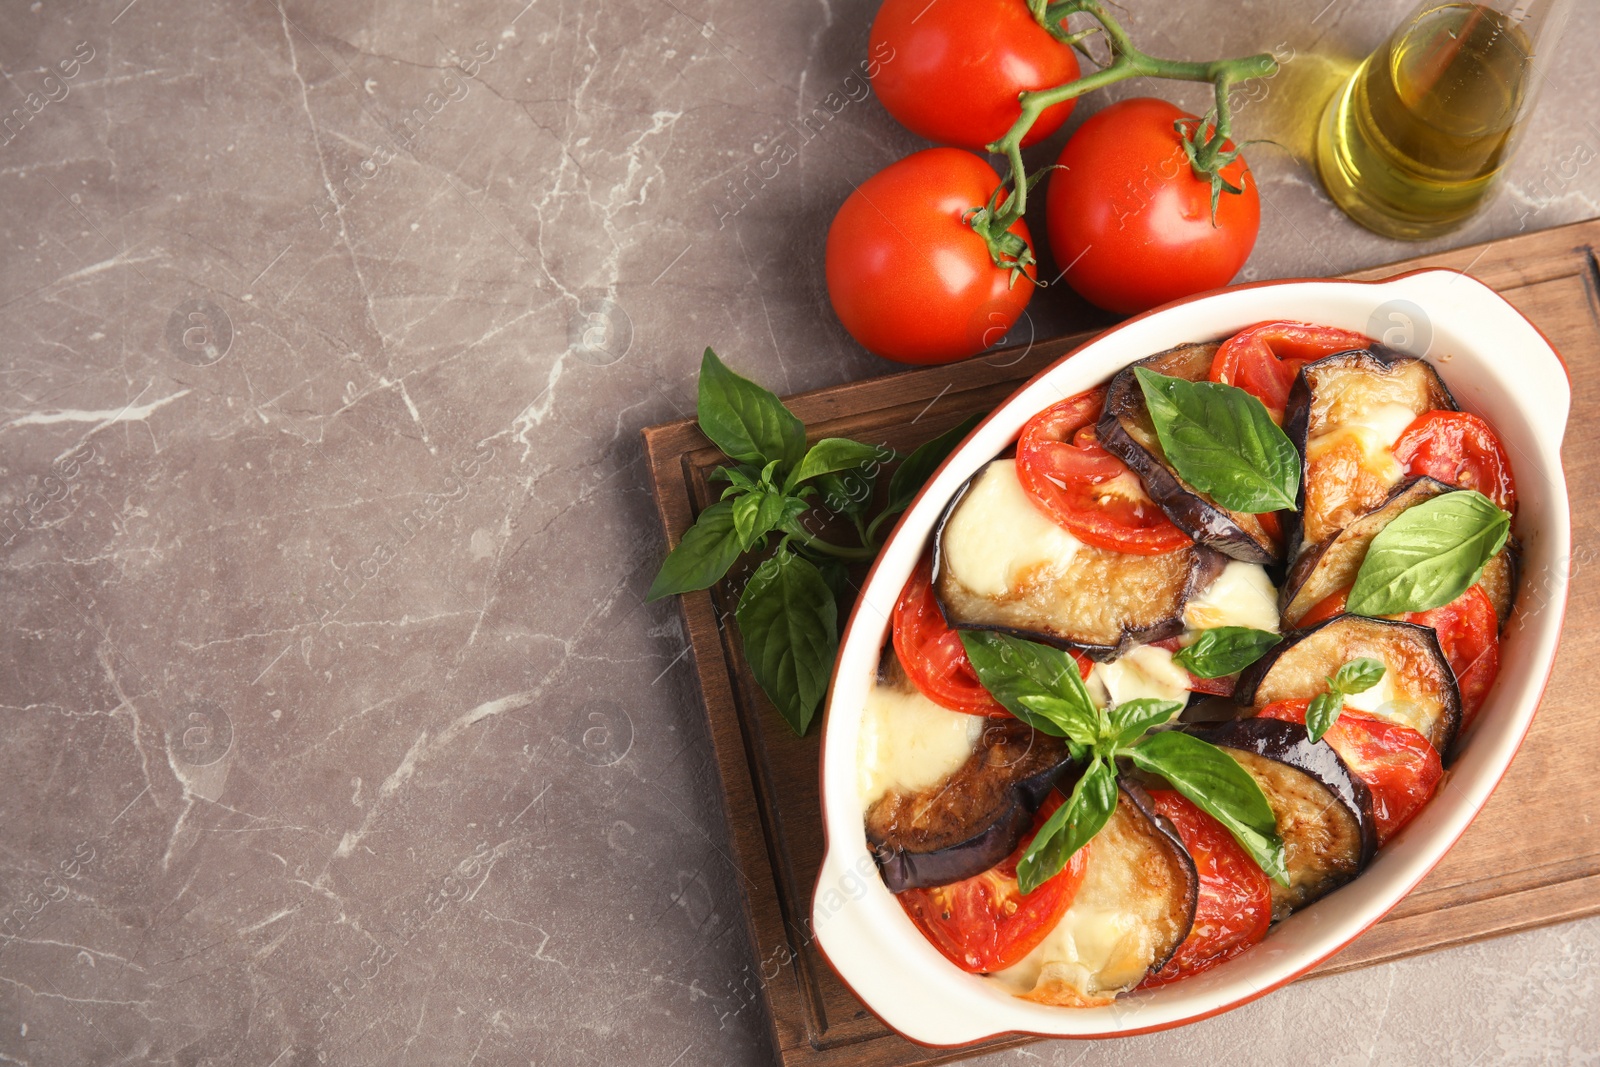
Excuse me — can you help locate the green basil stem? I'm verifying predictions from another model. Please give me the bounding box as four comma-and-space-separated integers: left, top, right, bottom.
780, 519, 876, 561
975, 0, 1276, 259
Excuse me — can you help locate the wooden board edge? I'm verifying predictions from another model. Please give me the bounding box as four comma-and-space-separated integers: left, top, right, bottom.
1309, 871, 1600, 976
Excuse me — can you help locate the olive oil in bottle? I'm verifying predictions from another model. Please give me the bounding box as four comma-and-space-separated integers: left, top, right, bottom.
1317, 2, 1565, 239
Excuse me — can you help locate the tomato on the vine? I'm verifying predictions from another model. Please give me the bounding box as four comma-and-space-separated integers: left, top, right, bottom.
868, 0, 1081, 151
1139, 789, 1271, 986
1258, 700, 1442, 845
899, 791, 1089, 972
826, 149, 1036, 364
1014, 386, 1192, 554
1046, 98, 1259, 315
1393, 411, 1518, 513
1210, 322, 1373, 423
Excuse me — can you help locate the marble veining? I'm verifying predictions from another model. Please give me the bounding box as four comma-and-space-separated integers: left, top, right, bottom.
0, 0, 1597, 1063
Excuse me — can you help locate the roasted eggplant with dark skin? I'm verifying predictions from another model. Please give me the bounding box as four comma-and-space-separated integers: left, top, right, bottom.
1097, 342, 1282, 566
1283, 346, 1458, 555
934, 459, 1226, 660
1185, 718, 1377, 917
997, 780, 1198, 1006
866, 713, 1072, 893
1281, 476, 1521, 630
1236, 615, 1462, 756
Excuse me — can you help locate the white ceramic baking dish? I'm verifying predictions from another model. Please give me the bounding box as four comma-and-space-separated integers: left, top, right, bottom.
811, 269, 1571, 1045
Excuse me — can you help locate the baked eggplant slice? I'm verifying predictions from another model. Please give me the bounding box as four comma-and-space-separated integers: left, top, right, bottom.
991, 780, 1198, 1004
1236, 615, 1462, 756
1185, 719, 1377, 917
934, 459, 1226, 660
1283, 346, 1458, 554
1097, 342, 1282, 565
865, 699, 1072, 892
1479, 536, 1520, 627
1280, 476, 1520, 629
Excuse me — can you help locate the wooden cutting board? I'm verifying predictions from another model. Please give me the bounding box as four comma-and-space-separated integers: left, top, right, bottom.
641, 218, 1600, 1067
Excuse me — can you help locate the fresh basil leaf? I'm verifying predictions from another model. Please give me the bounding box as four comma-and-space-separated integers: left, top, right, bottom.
884, 414, 983, 516
1017, 695, 1100, 749
710, 465, 761, 495
1346, 490, 1510, 616
1134, 368, 1300, 513
646, 499, 744, 601
1017, 757, 1118, 895
731, 489, 803, 553
958, 631, 1097, 741
697, 348, 806, 470
816, 559, 855, 609
1172, 627, 1280, 679
1108, 698, 1184, 748
786, 438, 887, 492
815, 468, 877, 518
1330, 657, 1385, 695
734, 550, 838, 736
1306, 691, 1344, 743
1127, 730, 1288, 884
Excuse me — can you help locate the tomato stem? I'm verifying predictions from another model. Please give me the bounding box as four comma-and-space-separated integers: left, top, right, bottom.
972, 0, 1276, 251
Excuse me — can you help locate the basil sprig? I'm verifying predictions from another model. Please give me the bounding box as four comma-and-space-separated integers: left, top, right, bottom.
1347, 490, 1510, 616
1134, 368, 1300, 513
960, 631, 1288, 892
647, 348, 977, 735
1173, 626, 1280, 679
1305, 657, 1387, 742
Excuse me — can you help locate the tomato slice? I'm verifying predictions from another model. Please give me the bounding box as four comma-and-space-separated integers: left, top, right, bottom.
898, 792, 1088, 973
893, 557, 1092, 715
1258, 700, 1442, 845
1392, 410, 1517, 513
1209, 321, 1372, 423
1292, 584, 1499, 731
1151, 636, 1235, 696
1406, 584, 1500, 732
1139, 789, 1271, 987
1015, 387, 1192, 555
1298, 587, 1349, 628
893, 557, 1009, 716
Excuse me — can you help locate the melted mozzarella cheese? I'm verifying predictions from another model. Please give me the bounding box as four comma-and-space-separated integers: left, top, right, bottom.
1183, 561, 1281, 633
856, 682, 984, 812
1090, 645, 1191, 706
989, 803, 1177, 1003
991, 903, 1150, 1001
1341, 669, 1433, 737
1305, 401, 1419, 485
939, 459, 1082, 598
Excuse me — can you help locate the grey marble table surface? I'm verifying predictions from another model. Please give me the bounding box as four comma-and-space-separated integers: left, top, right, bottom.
1, 0, 1597, 1064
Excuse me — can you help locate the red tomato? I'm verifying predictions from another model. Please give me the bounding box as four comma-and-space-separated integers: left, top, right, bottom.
1292, 584, 1499, 730
899, 792, 1088, 972
1210, 322, 1373, 423
1150, 636, 1236, 696
1407, 584, 1500, 731
893, 556, 1009, 716
1297, 587, 1349, 628
1393, 411, 1518, 513
869, 0, 1080, 150
1139, 789, 1271, 986
1015, 387, 1192, 554
827, 149, 1036, 364
1258, 700, 1442, 845
1046, 98, 1259, 315
893, 556, 1089, 715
